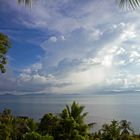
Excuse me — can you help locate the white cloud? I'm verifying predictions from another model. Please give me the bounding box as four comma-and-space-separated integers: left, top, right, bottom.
104, 72, 140, 90
7, 0, 116, 34
2, 21, 140, 94
0, 65, 18, 94
29, 22, 139, 93
49, 36, 57, 42
2, 0, 140, 94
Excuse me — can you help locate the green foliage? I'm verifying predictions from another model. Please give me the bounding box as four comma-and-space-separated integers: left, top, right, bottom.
0, 109, 13, 140
0, 33, 11, 73
55, 101, 90, 140
26, 118, 38, 132
65, 101, 88, 124
0, 109, 37, 140
39, 113, 59, 135
23, 131, 54, 140
0, 103, 140, 140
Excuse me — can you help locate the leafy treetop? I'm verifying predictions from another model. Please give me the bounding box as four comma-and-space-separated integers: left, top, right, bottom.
0, 33, 11, 73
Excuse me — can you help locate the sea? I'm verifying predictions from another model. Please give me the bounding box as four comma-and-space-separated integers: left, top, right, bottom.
0, 92, 140, 133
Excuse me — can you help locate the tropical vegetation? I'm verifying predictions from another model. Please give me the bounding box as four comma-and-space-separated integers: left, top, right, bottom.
0, 101, 140, 140
0, 33, 11, 73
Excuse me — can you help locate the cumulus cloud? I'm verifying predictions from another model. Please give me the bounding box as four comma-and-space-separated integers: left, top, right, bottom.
2, 0, 140, 94
49, 36, 57, 42
0, 66, 17, 94
2, 21, 140, 94
13, 22, 140, 93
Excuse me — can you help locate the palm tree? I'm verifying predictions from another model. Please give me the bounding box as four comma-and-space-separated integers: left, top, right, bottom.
101, 123, 110, 134
100, 120, 120, 140
109, 120, 120, 140
59, 102, 90, 140
65, 101, 88, 124
100, 123, 111, 140
120, 120, 134, 140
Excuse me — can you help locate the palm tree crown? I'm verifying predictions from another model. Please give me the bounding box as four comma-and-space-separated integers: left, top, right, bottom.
120, 120, 134, 135
65, 101, 88, 124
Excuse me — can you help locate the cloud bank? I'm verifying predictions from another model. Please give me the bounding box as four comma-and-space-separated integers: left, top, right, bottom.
1, 0, 140, 94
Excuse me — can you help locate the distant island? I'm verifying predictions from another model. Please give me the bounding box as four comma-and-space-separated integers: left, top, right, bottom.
1, 90, 140, 97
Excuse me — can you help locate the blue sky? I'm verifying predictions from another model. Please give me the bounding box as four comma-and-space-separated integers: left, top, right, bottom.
1, 0, 140, 94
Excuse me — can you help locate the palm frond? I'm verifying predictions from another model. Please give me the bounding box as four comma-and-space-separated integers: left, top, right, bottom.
17, 0, 32, 7
82, 112, 88, 118
88, 122, 96, 128
117, 0, 140, 10
66, 105, 71, 117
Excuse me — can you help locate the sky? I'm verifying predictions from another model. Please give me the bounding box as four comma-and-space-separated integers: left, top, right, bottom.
1, 0, 140, 94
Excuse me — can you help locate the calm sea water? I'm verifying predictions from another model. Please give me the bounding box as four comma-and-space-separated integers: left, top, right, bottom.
0, 93, 140, 133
